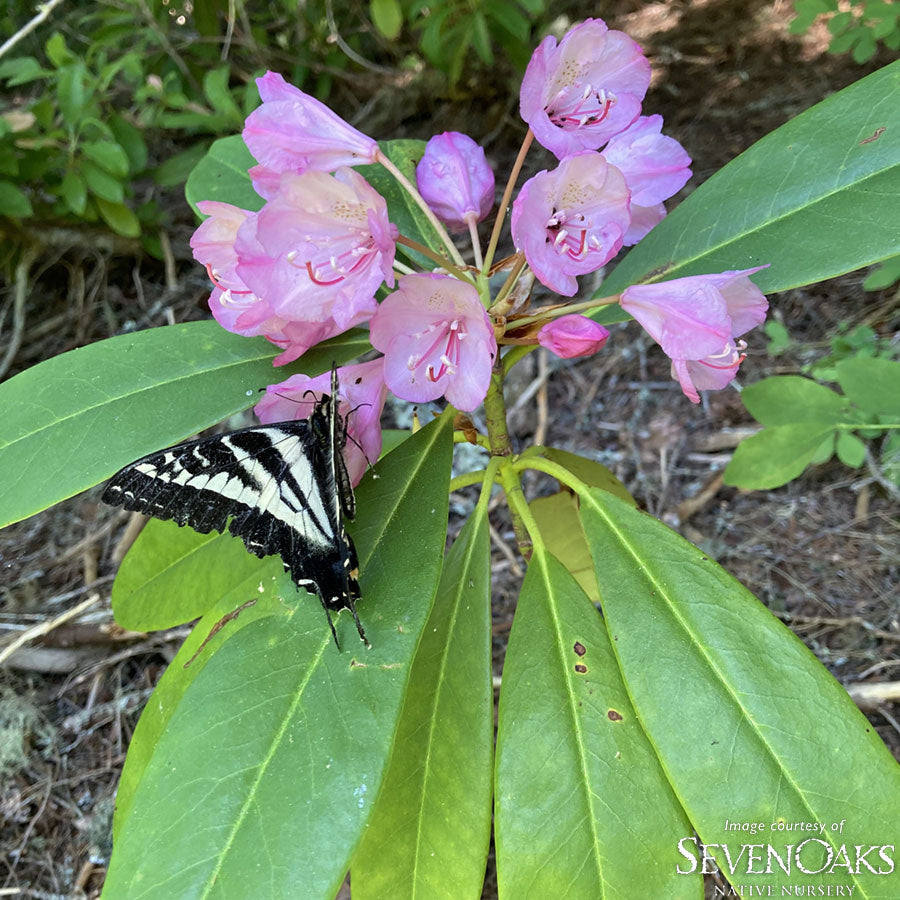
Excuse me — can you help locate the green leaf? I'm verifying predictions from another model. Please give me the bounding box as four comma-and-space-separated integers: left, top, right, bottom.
836, 431, 866, 467
494, 549, 699, 899
863, 253, 900, 289
81, 159, 124, 203
57, 63, 90, 127
104, 416, 453, 898
0, 180, 32, 217
0, 56, 50, 86
835, 356, 900, 416
153, 141, 211, 188
203, 66, 243, 124
60, 169, 87, 215
723, 422, 836, 489
579, 489, 900, 896
370, 0, 403, 39
94, 197, 140, 237
82, 141, 131, 179
810, 432, 835, 464
530, 492, 600, 603
358, 139, 446, 269
109, 114, 148, 172
184, 134, 261, 216
113, 566, 293, 837
764, 319, 792, 354
112, 522, 272, 629
741, 375, 849, 425
44, 32, 74, 68
599, 61, 900, 305
354, 491, 492, 898
0, 323, 369, 528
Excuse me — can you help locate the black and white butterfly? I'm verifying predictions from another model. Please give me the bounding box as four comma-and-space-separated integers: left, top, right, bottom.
102, 366, 368, 648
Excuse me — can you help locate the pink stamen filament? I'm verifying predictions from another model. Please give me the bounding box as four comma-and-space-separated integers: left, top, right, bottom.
288, 237, 378, 286
547, 85, 617, 130
409, 319, 465, 383
547, 213, 590, 260
205, 264, 254, 295
698, 340, 747, 370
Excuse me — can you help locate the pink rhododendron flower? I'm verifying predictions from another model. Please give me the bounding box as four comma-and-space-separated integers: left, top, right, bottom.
620, 267, 770, 403
600, 115, 692, 245
511, 152, 631, 297
235, 167, 395, 332
191, 201, 301, 358
415, 131, 495, 232
254, 359, 388, 486
243, 72, 379, 180
538, 314, 610, 359
370, 273, 497, 411
520, 18, 651, 159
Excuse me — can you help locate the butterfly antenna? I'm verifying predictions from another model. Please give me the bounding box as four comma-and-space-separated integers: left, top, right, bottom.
324, 607, 341, 651
348, 602, 371, 648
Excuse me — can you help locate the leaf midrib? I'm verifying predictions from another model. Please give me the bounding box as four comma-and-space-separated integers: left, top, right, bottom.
537, 549, 609, 897
581, 491, 873, 899
410, 514, 485, 897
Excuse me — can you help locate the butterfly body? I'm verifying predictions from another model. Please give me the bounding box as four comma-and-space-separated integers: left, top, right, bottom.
102, 369, 367, 647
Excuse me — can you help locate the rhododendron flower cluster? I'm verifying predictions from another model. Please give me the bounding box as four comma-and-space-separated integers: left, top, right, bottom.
190, 16, 770, 481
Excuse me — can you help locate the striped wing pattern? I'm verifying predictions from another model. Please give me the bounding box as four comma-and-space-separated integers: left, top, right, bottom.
102, 402, 365, 646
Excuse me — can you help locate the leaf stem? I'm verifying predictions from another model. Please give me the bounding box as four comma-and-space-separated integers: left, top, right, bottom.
512, 455, 591, 496
449, 468, 490, 492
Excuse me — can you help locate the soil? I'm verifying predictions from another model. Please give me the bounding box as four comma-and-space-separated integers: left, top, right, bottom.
0, 2, 897, 898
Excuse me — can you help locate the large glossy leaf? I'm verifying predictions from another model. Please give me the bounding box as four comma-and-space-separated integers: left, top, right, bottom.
494, 548, 700, 899
353, 490, 493, 899
598, 61, 900, 314
112, 562, 293, 838
530, 492, 600, 604
0, 323, 368, 528
111, 522, 267, 630
184, 134, 262, 216
103, 415, 453, 899
579, 489, 900, 896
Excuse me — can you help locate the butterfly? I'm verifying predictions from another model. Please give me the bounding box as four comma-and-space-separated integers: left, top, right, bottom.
102, 366, 367, 648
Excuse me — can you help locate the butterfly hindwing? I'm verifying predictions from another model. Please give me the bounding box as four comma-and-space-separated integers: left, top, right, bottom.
102, 375, 366, 647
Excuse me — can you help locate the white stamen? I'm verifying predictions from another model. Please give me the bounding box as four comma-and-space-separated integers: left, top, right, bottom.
554, 228, 569, 246
286, 250, 298, 262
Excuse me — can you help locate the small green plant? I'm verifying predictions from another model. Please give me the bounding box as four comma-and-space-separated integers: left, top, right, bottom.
726, 356, 900, 490
791, 0, 900, 63
405, 0, 546, 85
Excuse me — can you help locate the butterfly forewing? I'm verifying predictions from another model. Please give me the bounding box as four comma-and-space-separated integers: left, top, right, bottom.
102, 379, 365, 646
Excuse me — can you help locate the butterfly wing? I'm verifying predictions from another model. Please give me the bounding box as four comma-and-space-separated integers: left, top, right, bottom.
102, 419, 360, 612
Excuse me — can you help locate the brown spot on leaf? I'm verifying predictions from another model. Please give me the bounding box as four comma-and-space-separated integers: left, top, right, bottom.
574, 664, 587, 674
573, 641, 586, 657
607, 709, 623, 721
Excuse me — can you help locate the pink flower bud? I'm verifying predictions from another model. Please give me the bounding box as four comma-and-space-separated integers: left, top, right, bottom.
243, 72, 379, 179
370, 273, 497, 411
620, 267, 770, 403
415, 132, 495, 232
600, 115, 692, 245
538, 315, 610, 359
520, 19, 651, 159
511, 152, 631, 297
255, 359, 387, 485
